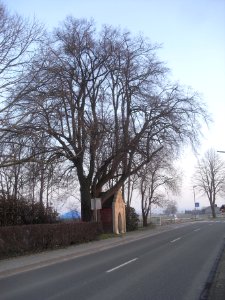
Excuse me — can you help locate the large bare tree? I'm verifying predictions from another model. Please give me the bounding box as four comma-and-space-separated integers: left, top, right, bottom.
6, 18, 208, 221
194, 149, 225, 218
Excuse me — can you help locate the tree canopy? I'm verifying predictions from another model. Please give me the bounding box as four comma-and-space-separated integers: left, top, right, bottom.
0, 16, 209, 221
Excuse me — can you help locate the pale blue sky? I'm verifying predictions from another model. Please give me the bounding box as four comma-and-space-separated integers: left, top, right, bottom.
4, 0, 225, 210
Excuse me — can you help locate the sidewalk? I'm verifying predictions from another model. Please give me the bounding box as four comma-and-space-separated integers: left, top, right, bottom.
206, 243, 225, 300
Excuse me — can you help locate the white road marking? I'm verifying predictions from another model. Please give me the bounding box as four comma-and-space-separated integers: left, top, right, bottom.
106, 258, 138, 273
193, 228, 201, 232
170, 237, 181, 243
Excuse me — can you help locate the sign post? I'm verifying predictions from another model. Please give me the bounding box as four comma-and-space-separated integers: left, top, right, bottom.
91, 198, 102, 222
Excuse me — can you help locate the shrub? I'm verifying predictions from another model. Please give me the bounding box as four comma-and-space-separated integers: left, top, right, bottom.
126, 206, 139, 231
0, 194, 58, 226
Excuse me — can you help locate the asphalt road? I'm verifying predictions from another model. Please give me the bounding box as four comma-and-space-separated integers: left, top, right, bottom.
0, 221, 225, 300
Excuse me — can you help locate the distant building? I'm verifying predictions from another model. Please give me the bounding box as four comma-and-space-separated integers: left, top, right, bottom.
185, 204, 224, 217
201, 204, 221, 216
220, 204, 225, 213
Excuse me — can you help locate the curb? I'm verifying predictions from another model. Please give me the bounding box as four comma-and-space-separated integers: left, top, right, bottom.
200, 238, 225, 300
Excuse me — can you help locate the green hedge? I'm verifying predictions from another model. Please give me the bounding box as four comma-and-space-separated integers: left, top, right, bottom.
0, 222, 99, 259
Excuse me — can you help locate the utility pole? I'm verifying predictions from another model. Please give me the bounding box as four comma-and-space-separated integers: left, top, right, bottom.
193, 186, 197, 220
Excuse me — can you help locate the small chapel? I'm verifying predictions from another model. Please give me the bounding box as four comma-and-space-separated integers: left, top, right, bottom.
100, 190, 126, 234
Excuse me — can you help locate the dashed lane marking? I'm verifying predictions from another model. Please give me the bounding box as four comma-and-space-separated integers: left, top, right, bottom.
170, 237, 182, 243
193, 228, 201, 232
106, 258, 138, 273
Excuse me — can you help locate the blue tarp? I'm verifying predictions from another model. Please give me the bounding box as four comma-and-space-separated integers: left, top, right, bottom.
60, 210, 80, 220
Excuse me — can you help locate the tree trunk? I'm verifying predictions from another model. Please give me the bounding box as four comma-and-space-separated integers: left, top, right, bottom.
39, 167, 44, 206
80, 184, 92, 222
142, 211, 148, 227
127, 176, 131, 207
211, 205, 216, 218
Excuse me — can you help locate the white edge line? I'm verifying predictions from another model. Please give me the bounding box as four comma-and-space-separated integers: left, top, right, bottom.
170, 237, 181, 243
106, 258, 138, 273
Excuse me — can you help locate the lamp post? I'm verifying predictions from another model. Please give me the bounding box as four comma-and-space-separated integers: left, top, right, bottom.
193, 186, 197, 220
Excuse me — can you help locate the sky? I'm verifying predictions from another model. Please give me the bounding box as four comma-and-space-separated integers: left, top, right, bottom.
4, 0, 225, 212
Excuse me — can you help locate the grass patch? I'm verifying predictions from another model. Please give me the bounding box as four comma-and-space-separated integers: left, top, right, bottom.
138, 223, 156, 231
97, 233, 118, 240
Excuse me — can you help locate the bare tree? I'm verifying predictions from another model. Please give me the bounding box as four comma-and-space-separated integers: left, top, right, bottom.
0, 131, 73, 221
0, 1, 43, 180
122, 174, 139, 208
0, 2, 43, 111
194, 149, 225, 218
163, 200, 178, 216
139, 153, 180, 226
6, 18, 209, 221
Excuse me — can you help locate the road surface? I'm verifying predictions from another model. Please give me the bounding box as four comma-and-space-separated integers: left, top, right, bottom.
0, 221, 225, 300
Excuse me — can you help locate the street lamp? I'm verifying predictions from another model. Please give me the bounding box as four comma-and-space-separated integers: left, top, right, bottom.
193, 186, 197, 220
